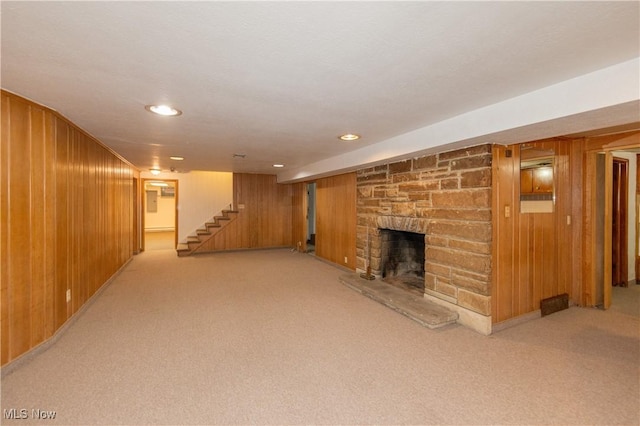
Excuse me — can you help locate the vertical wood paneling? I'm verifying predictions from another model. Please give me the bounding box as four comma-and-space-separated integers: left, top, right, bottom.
54, 117, 69, 331
70, 129, 80, 315
315, 173, 356, 269
291, 182, 306, 252
86, 140, 97, 297
196, 173, 292, 253
8, 98, 32, 359
519, 212, 533, 313
1, 94, 10, 363
43, 112, 56, 339
637, 154, 640, 285
603, 151, 613, 308
133, 177, 139, 254
233, 173, 292, 248
197, 171, 354, 264
583, 151, 600, 306
492, 145, 515, 320
492, 139, 581, 324
569, 140, 584, 305
1, 91, 135, 366
30, 107, 46, 346
555, 140, 573, 296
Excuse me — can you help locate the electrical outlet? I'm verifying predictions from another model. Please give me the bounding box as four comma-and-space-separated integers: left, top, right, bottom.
344, 256, 348, 263
66, 289, 71, 303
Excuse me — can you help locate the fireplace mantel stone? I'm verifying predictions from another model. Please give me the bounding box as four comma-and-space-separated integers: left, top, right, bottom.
377, 216, 429, 234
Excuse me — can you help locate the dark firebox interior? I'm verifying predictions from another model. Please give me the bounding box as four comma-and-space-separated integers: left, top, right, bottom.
380, 229, 425, 294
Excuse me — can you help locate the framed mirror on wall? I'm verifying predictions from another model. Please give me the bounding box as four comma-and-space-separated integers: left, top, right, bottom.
520, 146, 555, 213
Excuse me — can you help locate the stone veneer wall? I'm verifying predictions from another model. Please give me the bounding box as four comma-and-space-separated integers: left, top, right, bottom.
356, 144, 493, 323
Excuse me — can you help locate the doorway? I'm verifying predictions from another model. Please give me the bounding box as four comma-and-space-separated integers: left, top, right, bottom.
132, 177, 139, 254
585, 144, 639, 309
612, 157, 629, 287
594, 153, 606, 306
636, 153, 640, 285
306, 182, 316, 253
142, 179, 178, 251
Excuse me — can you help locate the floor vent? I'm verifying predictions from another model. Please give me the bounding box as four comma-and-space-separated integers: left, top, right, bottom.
540, 293, 569, 316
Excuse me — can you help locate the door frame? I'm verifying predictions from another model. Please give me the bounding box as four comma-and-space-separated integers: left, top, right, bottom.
141, 178, 179, 251
133, 177, 139, 254
636, 154, 640, 284
612, 157, 629, 287
583, 133, 639, 308
306, 182, 316, 249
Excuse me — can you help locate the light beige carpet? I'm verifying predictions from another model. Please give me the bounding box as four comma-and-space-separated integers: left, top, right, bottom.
144, 231, 175, 251
1, 248, 639, 425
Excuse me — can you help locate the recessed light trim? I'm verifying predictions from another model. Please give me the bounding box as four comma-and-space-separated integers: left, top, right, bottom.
145, 104, 182, 116
273, 164, 285, 168
339, 133, 360, 141
170, 156, 184, 161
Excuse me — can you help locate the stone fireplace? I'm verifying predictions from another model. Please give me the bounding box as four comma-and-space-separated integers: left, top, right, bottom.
356, 144, 493, 334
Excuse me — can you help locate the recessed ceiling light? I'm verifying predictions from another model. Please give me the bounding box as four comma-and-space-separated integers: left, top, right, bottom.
273, 164, 285, 168
145, 104, 182, 116
339, 133, 360, 141
170, 156, 184, 161
150, 168, 161, 175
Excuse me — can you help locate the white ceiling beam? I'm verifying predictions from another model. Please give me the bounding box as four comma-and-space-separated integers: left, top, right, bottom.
278, 58, 640, 183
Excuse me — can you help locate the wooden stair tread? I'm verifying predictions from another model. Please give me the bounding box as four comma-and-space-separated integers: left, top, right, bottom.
176, 208, 241, 257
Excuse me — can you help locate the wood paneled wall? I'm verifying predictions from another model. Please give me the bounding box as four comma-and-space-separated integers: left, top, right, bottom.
315, 173, 357, 269
195, 173, 292, 252
492, 139, 581, 323
291, 182, 307, 252
1, 91, 135, 366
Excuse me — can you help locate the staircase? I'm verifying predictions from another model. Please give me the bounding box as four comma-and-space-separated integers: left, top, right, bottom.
176, 209, 239, 257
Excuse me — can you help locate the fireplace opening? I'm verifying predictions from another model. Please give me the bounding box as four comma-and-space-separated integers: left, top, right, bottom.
380, 229, 425, 295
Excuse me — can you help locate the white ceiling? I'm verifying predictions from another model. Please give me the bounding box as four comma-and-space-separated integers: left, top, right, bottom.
2, 1, 639, 182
